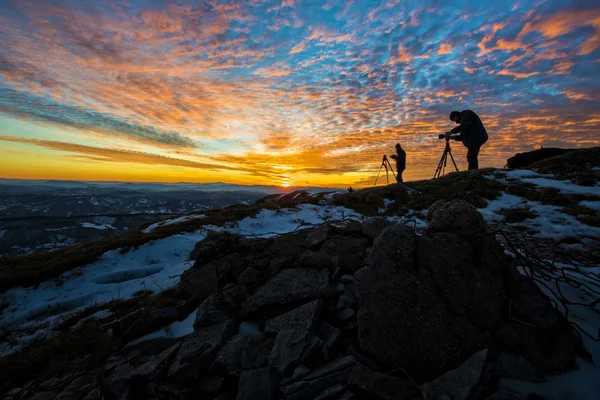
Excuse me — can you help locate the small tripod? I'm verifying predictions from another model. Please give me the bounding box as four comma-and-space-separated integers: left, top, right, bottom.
433, 137, 459, 179
374, 155, 397, 186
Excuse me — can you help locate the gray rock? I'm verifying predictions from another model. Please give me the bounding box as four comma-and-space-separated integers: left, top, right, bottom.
168, 319, 235, 382
417, 232, 506, 329
335, 391, 355, 400
212, 334, 247, 375
318, 323, 341, 350
347, 364, 421, 400
212, 334, 269, 376
5, 389, 22, 397
487, 389, 526, 399
423, 349, 489, 400
346, 346, 383, 372
344, 221, 363, 235
29, 391, 61, 400
294, 250, 336, 270
177, 262, 218, 299
313, 383, 345, 400
105, 361, 131, 398
194, 375, 224, 394
270, 329, 328, 376
251, 268, 331, 308
282, 365, 313, 385
356, 222, 503, 380
362, 217, 393, 242
82, 388, 101, 400
237, 367, 279, 400
494, 352, 542, 382
194, 286, 246, 329
337, 309, 355, 322
131, 342, 181, 379
320, 237, 369, 273
369, 224, 417, 271
240, 341, 270, 371
265, 299, 323, 333
269, 256, 294, 276
427, 199, 487, 236
306, 225, 332, 249
282, 356, 357, 400
119, 307, 185, 341
237, 267, 261, 284
190, 230, 244, 262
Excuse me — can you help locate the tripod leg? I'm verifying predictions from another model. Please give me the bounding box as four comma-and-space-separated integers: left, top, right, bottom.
448, 150, 459, 172
374, 163, 385, 186
434, 148, 445, 178
434, 150, 446, 179
385, 159, 397, 182
384, 164, 389, 185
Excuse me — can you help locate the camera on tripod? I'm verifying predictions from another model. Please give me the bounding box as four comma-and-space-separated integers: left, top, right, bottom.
438, 133, 449, 140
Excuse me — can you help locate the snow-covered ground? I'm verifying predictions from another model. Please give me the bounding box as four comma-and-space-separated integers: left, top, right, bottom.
80, 222, 116, 230
142, 214, 207, 233
0, 203, 363, 356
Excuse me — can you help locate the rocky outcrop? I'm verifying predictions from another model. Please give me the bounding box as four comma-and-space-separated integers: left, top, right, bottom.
14, 201, 583, 400
355, 199, 581, 381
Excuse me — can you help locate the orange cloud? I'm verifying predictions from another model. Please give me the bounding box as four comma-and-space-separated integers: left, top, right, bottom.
519, 9, 600, 55
438, 43, 452, 55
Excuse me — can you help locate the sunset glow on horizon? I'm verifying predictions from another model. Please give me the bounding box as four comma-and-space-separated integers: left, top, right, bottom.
1, 0, 599, 188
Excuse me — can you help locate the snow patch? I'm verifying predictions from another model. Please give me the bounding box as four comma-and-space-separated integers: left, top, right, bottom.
581, 200, 600, 212
80, 222, 116, 230
521, 178, 600, 196
143, 214, 207, 233
127, 308, 198, 346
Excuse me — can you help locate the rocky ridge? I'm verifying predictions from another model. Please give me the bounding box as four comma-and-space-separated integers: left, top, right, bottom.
3, 199, 585, 400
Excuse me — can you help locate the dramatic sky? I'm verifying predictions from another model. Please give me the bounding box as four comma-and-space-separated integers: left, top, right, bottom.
1, 0, 599, 187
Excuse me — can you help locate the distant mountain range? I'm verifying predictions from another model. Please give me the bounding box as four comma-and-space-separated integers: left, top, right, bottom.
0, 178, 336, 194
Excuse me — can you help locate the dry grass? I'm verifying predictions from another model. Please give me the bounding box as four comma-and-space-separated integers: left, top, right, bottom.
405, 168, 503, 210
333, 184, 408, 215
0, 204, 268, 293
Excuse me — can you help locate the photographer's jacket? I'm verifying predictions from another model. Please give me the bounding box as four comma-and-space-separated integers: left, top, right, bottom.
450, 110, 488, 148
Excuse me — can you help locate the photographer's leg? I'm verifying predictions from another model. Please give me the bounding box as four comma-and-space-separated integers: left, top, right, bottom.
467, 145, 481, 170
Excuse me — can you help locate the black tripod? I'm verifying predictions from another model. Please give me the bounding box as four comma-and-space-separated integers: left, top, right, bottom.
433, 137, 459, 179
374, 155, 397, 186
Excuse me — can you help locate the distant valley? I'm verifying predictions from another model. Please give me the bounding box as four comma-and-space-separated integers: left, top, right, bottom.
0, 179, 307, 257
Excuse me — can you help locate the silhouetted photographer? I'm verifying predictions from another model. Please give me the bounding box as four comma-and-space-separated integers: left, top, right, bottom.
443, 110, 488, 170
390, 143, 406, 183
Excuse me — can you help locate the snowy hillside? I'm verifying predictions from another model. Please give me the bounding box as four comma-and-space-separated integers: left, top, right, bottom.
0, 152, 599, 399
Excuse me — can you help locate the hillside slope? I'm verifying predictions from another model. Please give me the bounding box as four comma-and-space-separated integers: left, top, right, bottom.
0, 147, 599, 399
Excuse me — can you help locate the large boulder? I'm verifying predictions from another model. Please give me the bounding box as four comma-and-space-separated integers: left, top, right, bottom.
356, 209, 580, 381
281, 356, 357, 400
427, 199, 487, 236
423, 349, 489, 400
250, 268, 331, 308
264, 299, 323, 333
320, 237, 370, 273
269, 329, 328, 376
361, 217, 394, 242
347, 364, 421, 400
194, 285, 247, 329
168, 320, 235, 382
117, 307, 187, 342
177, 262, 219, 300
